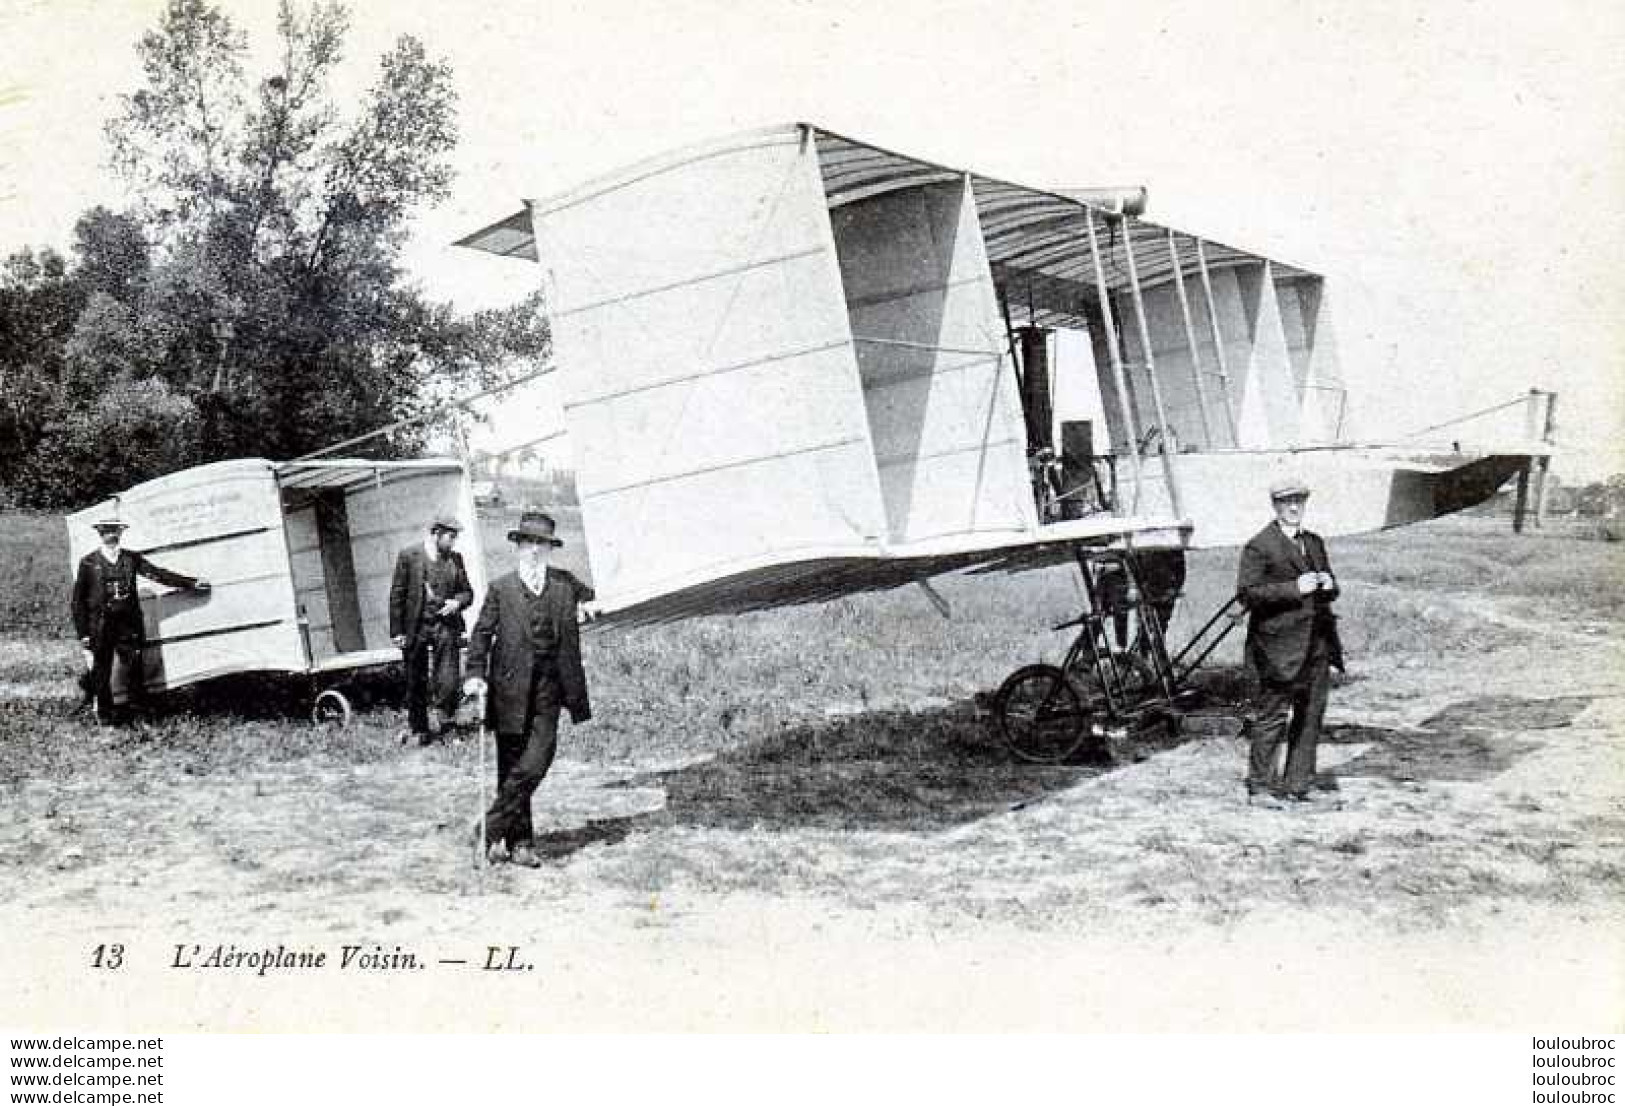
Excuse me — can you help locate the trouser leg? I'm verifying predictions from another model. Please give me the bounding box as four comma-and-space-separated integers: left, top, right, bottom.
1111, 610, 1129, 650
428, 626, 462, 723
90, 629, 119, 724
403, 639, 430, 733
1280, 647, 1330, 796
485, 693, 559, 849
1244, 684, 1292, 793
492, 730, 536, 847
115, 640, 146, 717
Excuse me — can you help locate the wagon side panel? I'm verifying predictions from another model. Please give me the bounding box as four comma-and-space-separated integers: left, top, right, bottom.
66, 459, 306, 692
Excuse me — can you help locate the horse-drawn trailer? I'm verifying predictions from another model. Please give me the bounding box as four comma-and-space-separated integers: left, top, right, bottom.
66, 457, 485, 723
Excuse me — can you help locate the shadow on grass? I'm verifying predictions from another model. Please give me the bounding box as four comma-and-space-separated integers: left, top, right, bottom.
531, 690, 1595, 861
154, 666, 408, 723
1325, 694, 1591, 783
531, 699, 1195, 859
0, 661, 409, 728
1181, 668, 1585, 786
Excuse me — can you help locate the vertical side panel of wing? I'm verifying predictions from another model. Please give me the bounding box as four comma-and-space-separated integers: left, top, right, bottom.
831, 178, 1036, 547
534, 128, 886, 609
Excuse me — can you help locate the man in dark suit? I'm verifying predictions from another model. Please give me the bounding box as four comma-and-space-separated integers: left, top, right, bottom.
1236, 477, 1345, 804
71, 515, 210, 726
463, 510, 594, 868
388, 515, 474, 744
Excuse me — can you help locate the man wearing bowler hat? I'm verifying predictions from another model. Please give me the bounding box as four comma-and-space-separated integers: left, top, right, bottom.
463, 510, 594, 867
71, 514, 211, 726
388, 515, 474, 743
1235, 476, 1345, 805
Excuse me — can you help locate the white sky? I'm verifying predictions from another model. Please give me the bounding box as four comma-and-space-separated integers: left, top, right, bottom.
3, 0, 1621, 477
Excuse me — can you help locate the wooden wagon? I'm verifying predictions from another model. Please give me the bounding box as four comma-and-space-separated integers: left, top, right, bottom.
66, 458, 485, 723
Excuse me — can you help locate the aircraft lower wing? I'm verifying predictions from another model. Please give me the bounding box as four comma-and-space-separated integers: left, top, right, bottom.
592, 515, 1188, 627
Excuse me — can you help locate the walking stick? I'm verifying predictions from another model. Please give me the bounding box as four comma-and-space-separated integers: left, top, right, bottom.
472, 685, 489, 878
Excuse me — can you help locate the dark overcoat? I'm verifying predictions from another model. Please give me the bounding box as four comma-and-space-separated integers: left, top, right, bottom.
387, 546, 473, 647
465, 567, 594, 730
71, 549, 199, 645
1236, 522, 1345, 683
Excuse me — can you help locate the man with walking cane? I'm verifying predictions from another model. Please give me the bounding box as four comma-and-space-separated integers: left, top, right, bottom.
462, 510, 595, 868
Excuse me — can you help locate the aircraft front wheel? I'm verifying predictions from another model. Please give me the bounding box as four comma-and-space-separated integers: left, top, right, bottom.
993, 664, 1092, 764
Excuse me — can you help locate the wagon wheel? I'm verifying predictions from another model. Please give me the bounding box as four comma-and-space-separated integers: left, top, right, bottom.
993, 664, 1092, 764
312, 688, 354, 729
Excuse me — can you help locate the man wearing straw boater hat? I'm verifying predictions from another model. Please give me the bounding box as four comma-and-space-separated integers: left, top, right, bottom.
463, 510, 594, 868
1235, 476, 1345, 806
71, 512, 211, 726
388, 514, 474, 744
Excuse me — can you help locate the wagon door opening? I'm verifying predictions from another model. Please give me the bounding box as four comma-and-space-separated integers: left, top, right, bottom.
284, 488, 366, 658
278, 461, 484, 668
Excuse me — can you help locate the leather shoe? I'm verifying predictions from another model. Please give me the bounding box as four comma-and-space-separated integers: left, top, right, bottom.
1247, 789, 1285, 809
509, 843, 543, 868
471, 821, 505, 865
1282, 790, 1341, 813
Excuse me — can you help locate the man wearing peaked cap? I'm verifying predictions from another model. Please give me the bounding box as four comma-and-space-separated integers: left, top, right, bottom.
463, 509, 594, 868
388, 514, 474, 744
1235, 476, 1345, 807
71, 513, 211, 726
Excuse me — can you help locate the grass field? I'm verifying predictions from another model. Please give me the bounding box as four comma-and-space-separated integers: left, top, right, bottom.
7, 510, 1620, 782
2, 508, 1622, 1029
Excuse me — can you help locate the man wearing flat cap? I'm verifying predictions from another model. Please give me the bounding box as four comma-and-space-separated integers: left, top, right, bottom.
389, 515, 474, 743
1235, 477, 1345, 805
463, 509, 594, 868
71, 515, 210, 725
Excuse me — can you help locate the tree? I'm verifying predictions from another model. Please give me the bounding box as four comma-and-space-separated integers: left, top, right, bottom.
0, 1, 549, 507
0, 248, 84, 489
97, 0, 542, 460
12, 379, 201, 508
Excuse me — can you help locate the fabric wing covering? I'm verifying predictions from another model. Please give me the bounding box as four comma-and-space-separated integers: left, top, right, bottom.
458, 124, 1265, 626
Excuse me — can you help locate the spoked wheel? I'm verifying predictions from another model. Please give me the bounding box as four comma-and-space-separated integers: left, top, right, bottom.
993, 664, 1093, 763
311, 688, 354, 728
1078, 650, 1160, 708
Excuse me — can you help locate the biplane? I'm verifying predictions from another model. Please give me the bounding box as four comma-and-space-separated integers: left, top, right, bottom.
457, 123, 1553, 628
68, 124, 1553, 745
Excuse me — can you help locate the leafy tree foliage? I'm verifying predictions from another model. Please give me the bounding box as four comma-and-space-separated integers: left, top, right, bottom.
0, 246, 84, 489
0, 0, 548, 507
11, 379, 202, 508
